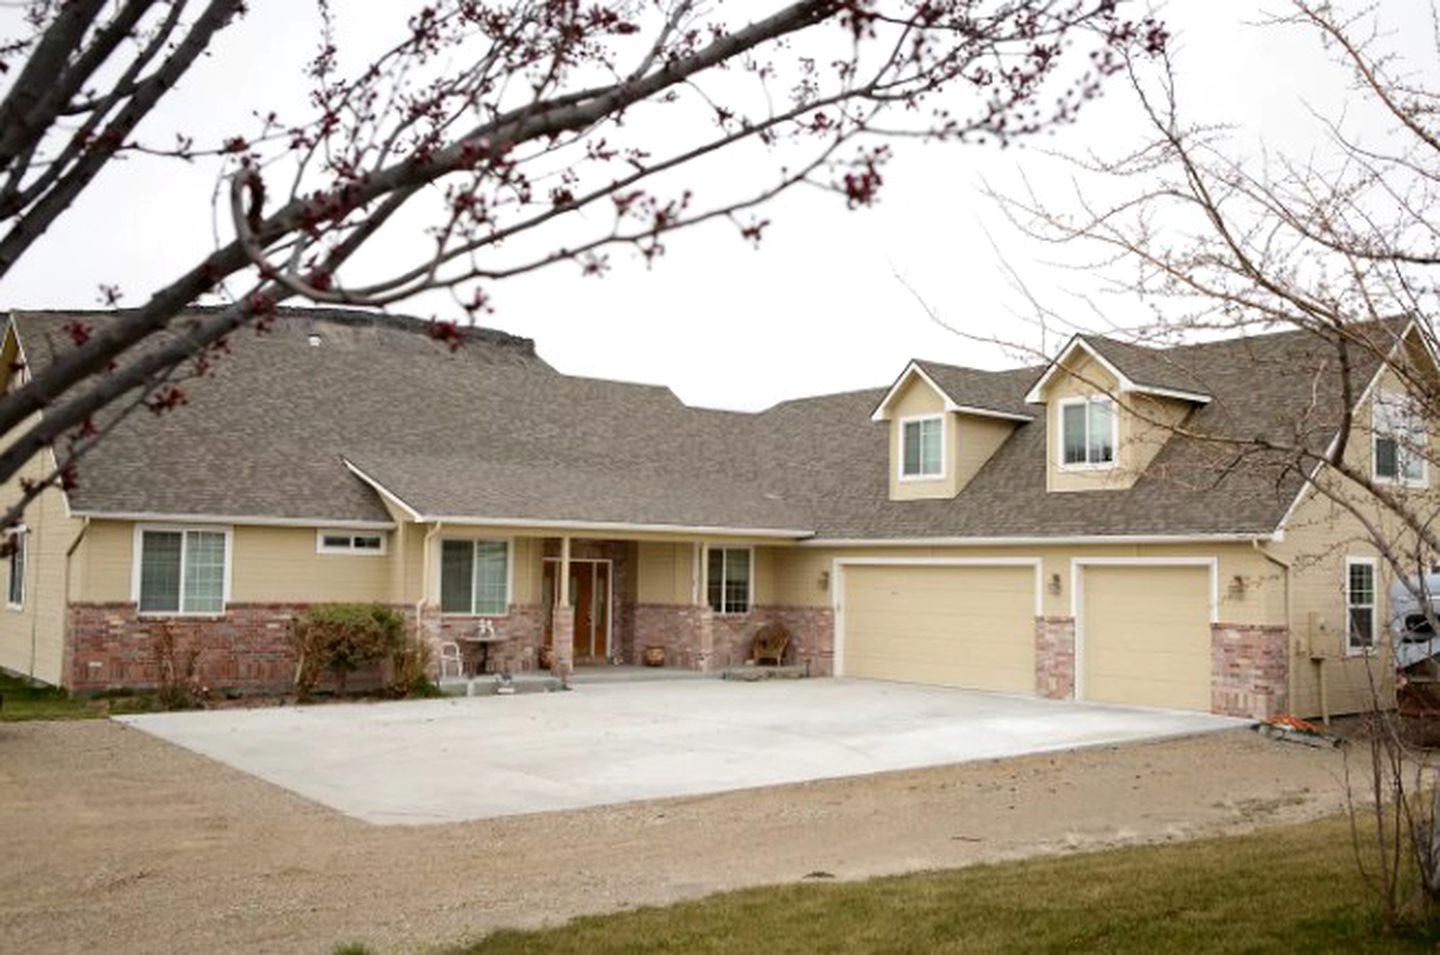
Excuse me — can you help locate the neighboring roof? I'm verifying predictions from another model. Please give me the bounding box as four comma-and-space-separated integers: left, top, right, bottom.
5, 308, 1414, 541
1023, 334, 1214, 405
870, 359, 1036, 422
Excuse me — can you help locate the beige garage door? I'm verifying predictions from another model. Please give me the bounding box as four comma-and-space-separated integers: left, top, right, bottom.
1081, 564, 1212, 711
841, 564, 1036, 693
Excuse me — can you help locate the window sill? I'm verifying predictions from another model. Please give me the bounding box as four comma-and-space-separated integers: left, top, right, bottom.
1057, 462, 1117, 473
136, 610, 227, 619
439, 611, 511, 619
1372, 475, 1428, 489
1344, 646, 1378, 658
5, 602, 21, 613
897, 472, 946, 483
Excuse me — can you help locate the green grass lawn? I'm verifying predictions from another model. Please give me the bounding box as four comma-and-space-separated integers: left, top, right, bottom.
0, 671, 157, 721
455, 813, 1440, 954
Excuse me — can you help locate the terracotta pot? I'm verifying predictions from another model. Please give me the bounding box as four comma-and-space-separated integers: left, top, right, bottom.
643, 644, 666, 668
539, 646, 555, 670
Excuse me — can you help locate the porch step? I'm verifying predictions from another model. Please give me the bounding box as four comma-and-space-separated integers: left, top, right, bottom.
438, 674, 564, 697
720, 665, 807, 682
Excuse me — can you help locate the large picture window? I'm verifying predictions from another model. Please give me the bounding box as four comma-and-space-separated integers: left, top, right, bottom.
137, 527, 228, 615
440, 539, 510, 615
1060, 397, 1116, 467
707, 547, 752, 614
6, 528, 25, 610
1374, 394, 1427, 486
1346, 557, 1377, 655
900, 416, 943, 478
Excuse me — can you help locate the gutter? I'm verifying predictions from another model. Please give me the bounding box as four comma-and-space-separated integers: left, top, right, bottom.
800, 532, 1281, 548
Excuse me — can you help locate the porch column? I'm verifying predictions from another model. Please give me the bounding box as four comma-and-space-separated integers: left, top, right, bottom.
551, 535, 575, 678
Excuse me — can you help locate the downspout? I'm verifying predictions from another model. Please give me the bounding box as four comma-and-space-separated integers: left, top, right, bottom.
1254, 539, 1305, 721
61, 516, 89, 687
417, 521, 444, 642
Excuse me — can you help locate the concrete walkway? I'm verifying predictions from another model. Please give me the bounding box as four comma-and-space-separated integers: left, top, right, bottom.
116, 678, 1245, 825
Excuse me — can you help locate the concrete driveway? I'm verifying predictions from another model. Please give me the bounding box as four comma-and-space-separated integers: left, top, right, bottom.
116, 678, 1244, 825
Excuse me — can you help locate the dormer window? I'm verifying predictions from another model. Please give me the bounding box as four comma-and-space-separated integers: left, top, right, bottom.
1060, 397, 1116, 468
900, 415, 944, 479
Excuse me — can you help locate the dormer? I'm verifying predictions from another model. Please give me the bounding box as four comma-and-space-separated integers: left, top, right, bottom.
1025, 335, 1211, 492
871, 360, 1033, 501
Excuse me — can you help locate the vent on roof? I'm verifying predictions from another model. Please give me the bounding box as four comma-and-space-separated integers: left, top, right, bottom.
307, 333, 323, 347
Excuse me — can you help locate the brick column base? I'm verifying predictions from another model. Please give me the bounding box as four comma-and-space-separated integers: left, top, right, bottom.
551, 608, 574, 678
1035, 616, 1076, 700
1212, 623, 1289, 719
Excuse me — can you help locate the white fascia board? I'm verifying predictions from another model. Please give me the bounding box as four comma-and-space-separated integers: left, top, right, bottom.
414, 514, 814, 540
341, 458, 424, 520
800, 532, 1278, 548
1023, 335, 1211, 405
870, 361, 1034, 423
71, 509, 396, 530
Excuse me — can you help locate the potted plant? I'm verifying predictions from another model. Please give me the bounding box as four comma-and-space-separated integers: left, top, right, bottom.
643, 644, 666, 667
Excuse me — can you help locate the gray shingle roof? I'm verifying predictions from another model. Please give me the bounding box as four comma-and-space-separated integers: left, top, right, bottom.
8, 308, 1406, 540
910, 360, 1038, 419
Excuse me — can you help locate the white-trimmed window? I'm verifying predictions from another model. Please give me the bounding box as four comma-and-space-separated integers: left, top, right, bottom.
1346, 557, 1377, 655
707, 547, 752, 614
900, 415, 944, 478
1373, 394, 1428, 486
6, 527, 25, 610
136, 526, 230, 615
440, 539, 510, 615
1060, 396, 1117, 468
316, 530, 387, 555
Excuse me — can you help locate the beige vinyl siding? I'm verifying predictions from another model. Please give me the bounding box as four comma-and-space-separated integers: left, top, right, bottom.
230, 526, 393, 603
1080, 564, 1213, 711
636, 542, 695, 604
840, 564, 1036, 692
888, 376, 955, 501
955, 415, 1018, 490
1043, 352, 1192, 493
0, 448, 79, 686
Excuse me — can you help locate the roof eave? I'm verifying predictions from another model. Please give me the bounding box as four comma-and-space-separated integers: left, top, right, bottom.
871, 360, 1034, 423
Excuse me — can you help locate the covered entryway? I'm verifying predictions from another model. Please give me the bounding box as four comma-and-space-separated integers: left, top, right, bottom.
542, 557, 612, 665
1078, 561, 1214, 712
838, 561, 1038, 694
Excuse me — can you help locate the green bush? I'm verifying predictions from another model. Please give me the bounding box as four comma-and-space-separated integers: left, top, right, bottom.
291, 604, 405, 698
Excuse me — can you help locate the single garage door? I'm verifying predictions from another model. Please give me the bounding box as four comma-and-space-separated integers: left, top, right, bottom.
841, 564, 1036, 693
1081, 564, 1212, 711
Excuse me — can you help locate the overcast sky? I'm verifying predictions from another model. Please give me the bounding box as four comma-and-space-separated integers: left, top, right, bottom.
3, 1, 1433, 410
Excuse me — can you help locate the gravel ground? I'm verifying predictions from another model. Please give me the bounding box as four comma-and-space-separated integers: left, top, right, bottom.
0, 719, 1352, 954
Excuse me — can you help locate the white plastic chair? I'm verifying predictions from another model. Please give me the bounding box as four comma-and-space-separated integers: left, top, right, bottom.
438, 640, 464, 679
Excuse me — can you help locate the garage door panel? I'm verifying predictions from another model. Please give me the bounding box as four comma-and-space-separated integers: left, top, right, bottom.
1082, 565, 1212, 712
842, 564, 1036, 694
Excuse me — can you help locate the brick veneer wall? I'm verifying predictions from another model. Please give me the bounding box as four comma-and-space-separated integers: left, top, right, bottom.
632, 603, 835, 674
1035, 615, 1076, 700
67, 602, 353, 693
1211, 622, 1289, 719
418, 604, 546, 675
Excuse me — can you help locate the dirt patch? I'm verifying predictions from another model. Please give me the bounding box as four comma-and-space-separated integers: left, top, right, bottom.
0, 720, 1352, 953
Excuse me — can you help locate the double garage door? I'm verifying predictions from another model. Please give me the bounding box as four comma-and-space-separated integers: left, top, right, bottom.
839, 562, 1213, 711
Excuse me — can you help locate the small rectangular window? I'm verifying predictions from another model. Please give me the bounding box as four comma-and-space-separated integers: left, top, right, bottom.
901, 416, 943, 478
1061, 397, 1116, 468
316, 531, 387, 554
138, 528, 227, 615
1374, 395, 1427, 486
707, 547, 752, 614
1347, 558, 1377, 655
6, 528, 25, 610
439, 539, 509, 615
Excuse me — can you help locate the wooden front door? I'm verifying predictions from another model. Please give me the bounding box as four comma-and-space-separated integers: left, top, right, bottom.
543, 560, 611, 664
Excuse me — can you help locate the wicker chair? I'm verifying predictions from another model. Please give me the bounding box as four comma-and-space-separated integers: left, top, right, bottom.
751, 622, 791, 666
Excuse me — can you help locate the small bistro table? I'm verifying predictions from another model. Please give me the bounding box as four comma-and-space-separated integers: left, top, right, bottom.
457, 622, 511, 676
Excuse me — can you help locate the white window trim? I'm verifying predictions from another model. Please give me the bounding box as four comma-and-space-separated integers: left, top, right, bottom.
6, 525, 26, 611
436, 536, 513, 617
130, 523, 234, 618
1371, 395, 1429, 488
1345, 556, 1379, 657
315, 529, 388, 555
705, 544, 754, 615
898, 413, 947, 482
1056, 395, 1119, 471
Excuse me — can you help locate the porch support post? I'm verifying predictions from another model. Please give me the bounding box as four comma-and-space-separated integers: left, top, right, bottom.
552, 535, 574, 679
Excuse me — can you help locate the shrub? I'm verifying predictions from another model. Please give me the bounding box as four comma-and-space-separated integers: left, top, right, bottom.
291, 604, 405, 698
387, 633, 441, 698
149, 621, 207, 710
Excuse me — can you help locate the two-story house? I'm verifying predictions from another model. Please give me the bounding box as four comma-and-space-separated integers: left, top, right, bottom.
0, 307, 1431, 719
